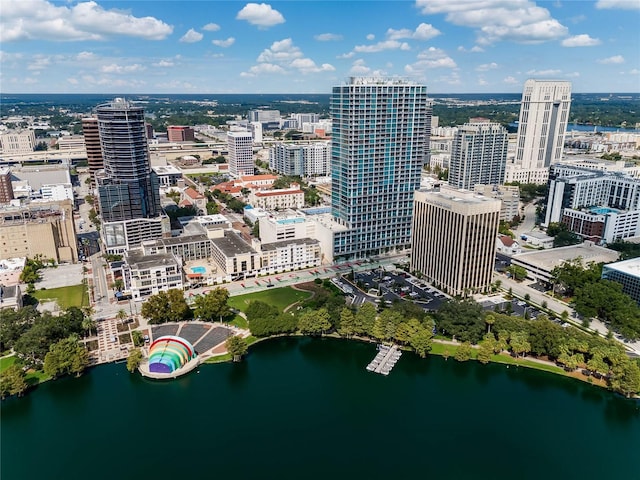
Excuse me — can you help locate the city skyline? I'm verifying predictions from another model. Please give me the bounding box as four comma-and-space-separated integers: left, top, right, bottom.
1, 0, 639, 95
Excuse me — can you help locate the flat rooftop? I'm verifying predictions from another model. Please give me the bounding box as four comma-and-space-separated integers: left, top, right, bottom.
211, 231, 256, 257
512, 243, 620, 272
261, 237, 319, 251
603, 257, 640, 277
126, 251, 179, 269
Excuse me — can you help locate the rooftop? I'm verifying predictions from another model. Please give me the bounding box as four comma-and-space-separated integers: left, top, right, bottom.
603, 257, 640, 278
512, 242, 620, 272
261, 237, 319, 251
125, 251, 180, 270
211, 230, 256, 257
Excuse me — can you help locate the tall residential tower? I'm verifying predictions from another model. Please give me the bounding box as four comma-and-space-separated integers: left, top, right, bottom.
505, 79, 572, 185
330, 77, 431, 259
448, 120, 508, 190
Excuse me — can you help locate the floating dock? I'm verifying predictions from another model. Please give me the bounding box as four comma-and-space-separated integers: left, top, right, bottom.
366, 344, 401, 376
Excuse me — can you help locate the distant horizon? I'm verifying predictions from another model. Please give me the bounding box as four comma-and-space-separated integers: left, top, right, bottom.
2, 91, 639, 96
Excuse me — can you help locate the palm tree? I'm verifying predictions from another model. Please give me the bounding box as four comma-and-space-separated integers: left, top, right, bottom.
82, 317, 97, 338
485, 314, 496, 334
116, 309, 128, 324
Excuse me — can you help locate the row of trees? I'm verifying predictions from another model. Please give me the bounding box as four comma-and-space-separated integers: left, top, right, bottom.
141, 287, 232, 324
551, 258, 640, 340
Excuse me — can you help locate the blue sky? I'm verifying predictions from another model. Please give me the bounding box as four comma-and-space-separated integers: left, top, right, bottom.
1, 0, 639, 94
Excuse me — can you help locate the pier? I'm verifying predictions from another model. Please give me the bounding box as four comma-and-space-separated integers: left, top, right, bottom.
366, 344, 402, 375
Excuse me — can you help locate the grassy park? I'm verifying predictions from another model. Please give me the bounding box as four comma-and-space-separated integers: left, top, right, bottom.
32, 284, 89, 310
228, 286, 311, 314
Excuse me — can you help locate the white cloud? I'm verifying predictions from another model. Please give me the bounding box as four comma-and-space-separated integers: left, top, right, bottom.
202, 23, 220, 32
354, 40, 410, 53
405, 47, 457, 73
67, 77, 79, 85
76, 51, 97, 61
101, 63, 146, 74
349, 59, 371, 75
503, 76, 518, 84
565, 72, 580, 77
366, 34, 375, 41
630, 69, 640, 75
478, 77, 488, 86
596, 0, 640, 10
243, 38, 333, 77
315, 33, 343, 41
561, 34, 601, 47
241, 63, 286, 77
290, 58, 335, 74
526, 68, 562, 75
28, 55, 52, 71
180, 28, 203, 43
212, 37, 235, 48
387, 23, 441, 41
1, 0, 172, 42
415, 0, 568, 45
153, 59, 175, 67
337, 52, 355, 59
476, 62, 498, 71
236, 3, 285, 28
458, 45, 485, 53
598, 55, 625, 64
81, 75, 146, 87
156, 80, 196, 89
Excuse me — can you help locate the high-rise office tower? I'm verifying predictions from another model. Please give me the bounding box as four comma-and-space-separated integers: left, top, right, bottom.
96, 98, 161, 223
411, 186, 501, 296
505, 79, 572, 185
167, 126, 195, 142
449, 120, 508, 190
330, 77, 431, 259
227, 130, 254, 177
81, 117, 103, 186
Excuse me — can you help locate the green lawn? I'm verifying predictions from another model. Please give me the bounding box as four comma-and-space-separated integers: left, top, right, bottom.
32, 284, 89, 309
228, 286, 311, 313
229, 314, 248, 329
0, 355, 17, 373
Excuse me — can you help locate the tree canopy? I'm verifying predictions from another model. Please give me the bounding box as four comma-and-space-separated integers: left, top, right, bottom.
194, 287, 231, 322
141, 289, 191, 324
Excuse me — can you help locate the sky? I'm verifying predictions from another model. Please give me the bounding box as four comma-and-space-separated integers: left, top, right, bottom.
1, 0, 639, 94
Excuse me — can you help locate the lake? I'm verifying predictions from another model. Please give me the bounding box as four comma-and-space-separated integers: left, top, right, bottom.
2, 337, 639, 480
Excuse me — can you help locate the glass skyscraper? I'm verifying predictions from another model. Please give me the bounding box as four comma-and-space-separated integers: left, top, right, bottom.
96, 98, 161, 222
330, 77, 430, 259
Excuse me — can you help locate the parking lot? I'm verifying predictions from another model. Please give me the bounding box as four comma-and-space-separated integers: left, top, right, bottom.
333, 268, 449, 311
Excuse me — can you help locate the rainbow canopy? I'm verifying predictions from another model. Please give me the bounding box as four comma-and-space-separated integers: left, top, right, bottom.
148, 335, 197, 374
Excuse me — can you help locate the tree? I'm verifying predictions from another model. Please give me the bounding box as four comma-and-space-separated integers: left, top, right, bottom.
298, 308, 332, 336
141, 289, 190, 324
477, 340, 494, 364
337, 308, 356, 338
116, 309, 128, 323
82, 317, 97, 338
609, 358, 640, 398
225, 335, 248, 361
454, 342, 473, 362
409, 327, 433, 358
509, 331, 531, 358
126, 349, 143, 373
508, 265, 528, 281
435, 299, 486, 344
111, 279, 124, 292
0, 364, 28, 399
131, 330, 144, 347
194, 287, 231, 322
354, 302, 376, 337
43, 336, 89, 378
485, 314, 495, 334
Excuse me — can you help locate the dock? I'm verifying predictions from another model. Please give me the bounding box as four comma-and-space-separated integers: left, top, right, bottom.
366, 344, 401, 375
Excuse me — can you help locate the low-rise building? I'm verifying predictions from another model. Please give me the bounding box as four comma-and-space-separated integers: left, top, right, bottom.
123, 250, 184, 300
510, 242, 620, 285
258, 212, 316, 244
258, 238, 321, 274
474, 184, 520, 222
180, 187, 207, 212
102, 216, 171, 255
0, 257, 25, 286
0, 130, 36, 154
210, 230, 260, 280
249, 184, 304, 210
0, 284, 22, 310
152, 165, 183, 188
496, 235, 522, 255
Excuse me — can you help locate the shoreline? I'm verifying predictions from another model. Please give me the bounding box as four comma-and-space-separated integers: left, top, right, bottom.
205, 333, 636, 398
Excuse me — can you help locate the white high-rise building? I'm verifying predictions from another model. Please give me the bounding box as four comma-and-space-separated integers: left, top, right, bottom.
505, 79, 572, 185
227, 130, 254, 177
449, 121, 508, 190
270, 142, 330, 177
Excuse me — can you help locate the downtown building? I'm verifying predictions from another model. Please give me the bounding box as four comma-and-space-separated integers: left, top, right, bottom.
411, 186, 501, 296
269, 141, 330, 177
505, 79, 572, 185
95, 99, 168, 253
329, 77, 431, 260
448, 120, 508, 190
227, 130, 254, 177
81, 117, 103, 186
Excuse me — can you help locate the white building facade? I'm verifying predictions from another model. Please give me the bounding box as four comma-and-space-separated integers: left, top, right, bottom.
227, 130, 254, 177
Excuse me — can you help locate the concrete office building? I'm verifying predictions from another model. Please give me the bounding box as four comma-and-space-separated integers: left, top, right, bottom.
0, 200, 78, 263
247, 109, 280, 130
505, 80, 572, 184
0, 167, 14, 204
122, 250, 184, 300
602, 258, 640, 304
0, 130, 36, 155
330, 77, 431, 259
411, 187, 501, 296
227, 130, 254, 177
82, 117, 103, 184
449, 121, 508, 190
270, 142, 330, 177
167, 126, 195, 142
